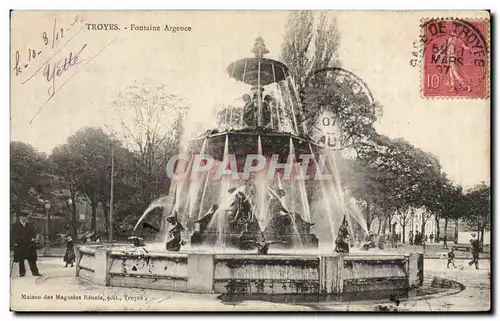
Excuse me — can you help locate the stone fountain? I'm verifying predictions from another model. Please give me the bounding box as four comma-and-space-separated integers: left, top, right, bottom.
76, 38, 423, 301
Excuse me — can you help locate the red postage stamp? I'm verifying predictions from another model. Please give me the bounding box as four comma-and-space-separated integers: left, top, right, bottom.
421, 18, 489, 98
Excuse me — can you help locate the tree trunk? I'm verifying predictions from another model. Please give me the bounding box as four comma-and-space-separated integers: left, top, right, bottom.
402, 224, 406, 243
71, 198, 78, 242
480, 225, 485, 247
377, 218, 382, 234
420, 217, 427, 250
435, 214, 440, 243
443, 218, 448, 248
382, 216, 388, 235
91, 203, 97, 236
477, 218, 480, 244
366, 219, 372, 232
454, 219, 459, 244
411, 211, 415, 233
104, 205, 109, 236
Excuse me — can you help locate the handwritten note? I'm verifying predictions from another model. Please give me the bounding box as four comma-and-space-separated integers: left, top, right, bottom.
14, 15, 85, 81
12, 14, 114, 124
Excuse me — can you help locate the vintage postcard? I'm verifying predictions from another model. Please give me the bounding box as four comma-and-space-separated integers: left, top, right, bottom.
10, 10, 491, 312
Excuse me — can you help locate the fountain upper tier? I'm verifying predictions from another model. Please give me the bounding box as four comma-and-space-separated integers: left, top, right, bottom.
189, 130, 322, 162
208, 37, 307, 138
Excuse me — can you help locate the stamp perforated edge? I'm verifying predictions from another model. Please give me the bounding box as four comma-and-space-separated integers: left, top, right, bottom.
418, 16, 490, 100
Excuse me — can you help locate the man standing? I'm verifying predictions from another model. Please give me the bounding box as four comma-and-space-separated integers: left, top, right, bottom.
392, 232, 398, 248
11, 213, 42, 277
414, 231, 420, 246
469, 234, 480, 270
447, 248, 456, 268
409, 231, 414, 245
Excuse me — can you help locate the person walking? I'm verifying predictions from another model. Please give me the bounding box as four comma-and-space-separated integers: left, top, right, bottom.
392, 232, 398, 248
429, 233, 434, 243
447, 248, 456, 268
11, 213, 42, 277
63, 236, 75, 268
414, 231, 420, 246
409, 231, 414, 245
469, 234, 480, 269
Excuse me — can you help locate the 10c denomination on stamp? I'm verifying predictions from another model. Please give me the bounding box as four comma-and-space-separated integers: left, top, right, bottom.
421, 18, 489, 98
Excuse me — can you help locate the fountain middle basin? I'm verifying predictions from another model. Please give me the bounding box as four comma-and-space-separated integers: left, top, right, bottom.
76, 244, 423, 300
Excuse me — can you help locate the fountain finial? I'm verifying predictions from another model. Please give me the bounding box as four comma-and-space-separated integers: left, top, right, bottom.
252, 37, 269, 58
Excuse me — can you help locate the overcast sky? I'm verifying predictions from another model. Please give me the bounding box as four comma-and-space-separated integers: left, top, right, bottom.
10, 11, 490, 188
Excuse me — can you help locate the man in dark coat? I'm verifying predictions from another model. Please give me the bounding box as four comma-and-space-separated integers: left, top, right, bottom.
468, 234, 480, 270
11, 214, 42, 277
447, 248, 456, 268
414, 231, 421, 246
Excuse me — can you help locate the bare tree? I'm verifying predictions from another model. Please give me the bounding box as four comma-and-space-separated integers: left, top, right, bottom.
281, 11, 340, 94
109, 78, 187, 209
281, 11, 380, 152
281, 11, 314, 93
312, 12, 341, 72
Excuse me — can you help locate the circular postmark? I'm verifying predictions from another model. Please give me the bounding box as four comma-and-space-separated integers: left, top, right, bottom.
303, 67, 376, 149
421, 18, 489, 98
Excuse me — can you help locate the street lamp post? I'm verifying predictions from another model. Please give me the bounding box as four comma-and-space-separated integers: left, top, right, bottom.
109, 143, 115, 242
44, 201, 51, 256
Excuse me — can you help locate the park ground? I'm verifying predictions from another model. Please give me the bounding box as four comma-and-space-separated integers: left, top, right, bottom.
10, 242, 490, 312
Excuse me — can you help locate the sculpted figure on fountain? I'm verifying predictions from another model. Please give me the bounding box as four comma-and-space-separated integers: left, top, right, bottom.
335, 216, 350, 254
242, 86, 273, 129
195, 204, 219, 233
263, 188, 317, 246
265, 189, 292, 237
242, 233, 288, 255
191, 204, 219, 246
227, 187, 253, 227
166, 211, 186, 251
360, 231, 377, 250
225, 186, 260, 249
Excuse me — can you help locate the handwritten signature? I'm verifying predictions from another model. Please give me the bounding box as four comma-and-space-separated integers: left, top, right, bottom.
42, 44, 87, 98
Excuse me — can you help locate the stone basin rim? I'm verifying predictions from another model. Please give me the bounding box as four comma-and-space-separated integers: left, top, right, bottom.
78, 244, 417, 260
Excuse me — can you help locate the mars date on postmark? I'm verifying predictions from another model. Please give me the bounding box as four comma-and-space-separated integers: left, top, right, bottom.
421, 18, 489, 98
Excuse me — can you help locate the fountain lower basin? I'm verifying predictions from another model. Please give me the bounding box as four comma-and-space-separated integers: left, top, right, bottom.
76, 244, 423, 300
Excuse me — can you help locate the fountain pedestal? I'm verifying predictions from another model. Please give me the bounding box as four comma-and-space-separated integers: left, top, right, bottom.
93, 248, 110, 286
319, 255, 343, 293
187, 254, 215, 293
